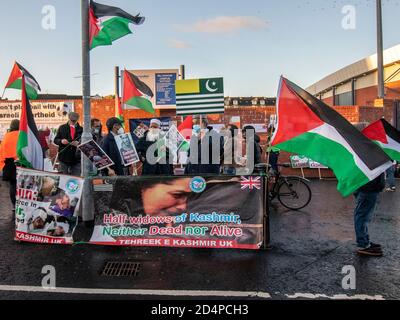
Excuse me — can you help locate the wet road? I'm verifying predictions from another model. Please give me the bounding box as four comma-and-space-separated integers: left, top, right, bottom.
0, 180, 399, 300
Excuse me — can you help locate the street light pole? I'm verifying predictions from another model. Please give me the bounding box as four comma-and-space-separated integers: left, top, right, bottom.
81, 0, 93, 223
377, 0, 385, 99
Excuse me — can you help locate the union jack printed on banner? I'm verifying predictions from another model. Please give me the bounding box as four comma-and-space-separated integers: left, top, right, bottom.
240, 176, 262, 190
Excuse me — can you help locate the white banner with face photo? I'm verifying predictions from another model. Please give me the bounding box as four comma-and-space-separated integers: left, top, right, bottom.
114, 133, 140, 166
78, 140, 114, 170
15, 168, 84, 244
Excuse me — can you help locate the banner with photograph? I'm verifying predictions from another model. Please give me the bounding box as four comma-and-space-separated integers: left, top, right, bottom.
78, 140, 114, 170
15, 168, 84, 244
114, 133, 140, 166
89, 176, 264, 250
129, 117, 171, 143
0, 101, 74, 140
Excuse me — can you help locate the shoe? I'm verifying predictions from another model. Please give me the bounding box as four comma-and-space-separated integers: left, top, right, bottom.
391, 187, 396, 192
385, 187, 395, 192
357, 247, 383, 257
370, 242, 382, 249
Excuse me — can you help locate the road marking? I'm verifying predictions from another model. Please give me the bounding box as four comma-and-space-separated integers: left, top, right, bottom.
0, 285, 271, 298
286, 293, 385, 300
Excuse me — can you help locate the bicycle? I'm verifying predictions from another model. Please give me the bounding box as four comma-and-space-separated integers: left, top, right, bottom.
265, 163, 312, 210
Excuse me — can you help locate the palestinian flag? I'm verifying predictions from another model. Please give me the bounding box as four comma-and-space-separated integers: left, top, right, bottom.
115, 95, 124, 127
17, 76, 44, 170
5, 62, 41, 100
89, 0, 145, 50
122, 70, 155, 114
271, 77, 392, 197
362, 119, 400, 161
178, 116, 193, 152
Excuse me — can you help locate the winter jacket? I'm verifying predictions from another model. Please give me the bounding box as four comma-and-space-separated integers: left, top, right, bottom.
357, 173, 385, 194
54, 123, 83, 164
101, 132, 126, 176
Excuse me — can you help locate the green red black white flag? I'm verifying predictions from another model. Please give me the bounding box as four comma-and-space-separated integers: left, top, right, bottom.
89, 0, 145, 50
122, 70, 155, 114
271, 77, 392, 197
5, 62, 41, 100
17, 76, 44, 170
362, 118, 400, 162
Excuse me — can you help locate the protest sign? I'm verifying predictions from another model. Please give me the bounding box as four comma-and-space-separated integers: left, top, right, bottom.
89, 176, 264, 250
114, 133, 140, 166
290, 155, 310, 168
15, 168, 84, 244
0, 101, 73, 140
78, 140, 114, 170
129, 117, 171, 143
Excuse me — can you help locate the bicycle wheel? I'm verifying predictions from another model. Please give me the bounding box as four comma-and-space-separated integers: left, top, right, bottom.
277, 177, 312, 210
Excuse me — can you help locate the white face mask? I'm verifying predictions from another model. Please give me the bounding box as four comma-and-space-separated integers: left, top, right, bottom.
117, 128, 125, 135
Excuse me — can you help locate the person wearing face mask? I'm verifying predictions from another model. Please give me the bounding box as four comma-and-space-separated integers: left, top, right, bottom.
91, 118, 103, 144
54, 112, 83, 176
100, 117, 127, 176
136, 119, 173, 176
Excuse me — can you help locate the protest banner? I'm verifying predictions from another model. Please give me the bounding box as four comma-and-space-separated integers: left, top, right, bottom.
15, 168, 84, 244
0, 101, 73, 140
89, 176, 264, 250
114, 133, 140, 166
129, 117, 171, 143
78, 140, 114, 170
290, 155, 310, 168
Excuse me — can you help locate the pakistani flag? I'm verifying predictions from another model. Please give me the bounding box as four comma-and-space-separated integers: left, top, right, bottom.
175, 78, 224, 116
271, 77, 392, 197
362, 118, 400, 161
122, 70, 155, 114
5, 62, 41, 100
17, 76, 44, 170
89, 0, 145, 50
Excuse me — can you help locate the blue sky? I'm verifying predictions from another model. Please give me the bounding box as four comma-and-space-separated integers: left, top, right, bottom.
1, 0, 400, 100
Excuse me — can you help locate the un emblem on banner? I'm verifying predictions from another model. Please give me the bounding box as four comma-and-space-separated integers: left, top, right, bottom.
190, 177, 206, 193
66, 179, 80, 194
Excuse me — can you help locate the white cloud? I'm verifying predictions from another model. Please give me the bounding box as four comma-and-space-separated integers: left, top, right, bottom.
168, 39, 192, 49
179, 16, 268, 34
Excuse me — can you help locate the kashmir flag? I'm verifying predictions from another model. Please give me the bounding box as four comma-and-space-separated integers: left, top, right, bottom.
17, 76, 44, 170
362, 118, 400, 161
175, 78, 225, 116
115, 95, 124, 127
5, 62, 41, 100
89, 0, 145, 50
271, 77, 392, 197
122, 70, 155, 114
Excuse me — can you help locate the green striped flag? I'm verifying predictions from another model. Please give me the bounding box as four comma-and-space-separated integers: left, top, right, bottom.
175, 78, 224, 116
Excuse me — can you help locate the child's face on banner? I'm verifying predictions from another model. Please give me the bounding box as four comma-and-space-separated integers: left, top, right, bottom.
141, 178, 192, 216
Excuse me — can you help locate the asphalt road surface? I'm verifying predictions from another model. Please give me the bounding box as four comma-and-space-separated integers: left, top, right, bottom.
0, 179, 399, 300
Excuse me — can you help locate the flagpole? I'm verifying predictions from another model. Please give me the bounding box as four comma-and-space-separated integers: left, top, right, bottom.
0, 89, 5, 100
81, 0, 94, 224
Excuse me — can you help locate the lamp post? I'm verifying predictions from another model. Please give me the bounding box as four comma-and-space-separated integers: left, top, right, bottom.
376, 0, 385, 99
81, 0, 93, 223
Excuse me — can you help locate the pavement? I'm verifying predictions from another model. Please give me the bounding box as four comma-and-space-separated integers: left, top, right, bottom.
0, 179, 399, 300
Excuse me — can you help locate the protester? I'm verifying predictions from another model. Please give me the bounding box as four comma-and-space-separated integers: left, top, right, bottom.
353, 173, 385, 257
136, 118, 173, 175
222, 124, 244, 175
101, 117, 126, 176
242, 125, 262, 167
185, 118, 224, 175
54, 112, 83, 176
266, 124, 280, 174
0, 119, 20, 214
385, 162, 396, 192
91, 118, 103, 144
